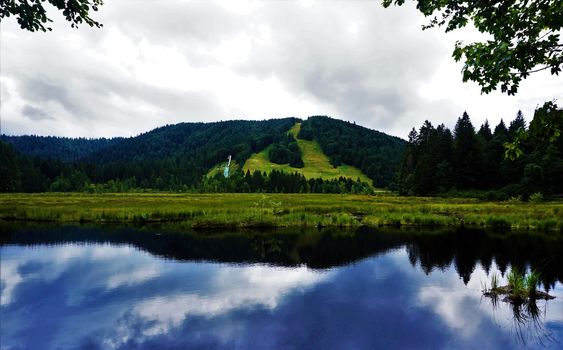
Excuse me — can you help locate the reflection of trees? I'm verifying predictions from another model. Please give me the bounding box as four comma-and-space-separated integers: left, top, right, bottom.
1, 224, 562, 286
251, 236, 283, 259
406, 228, 563, 290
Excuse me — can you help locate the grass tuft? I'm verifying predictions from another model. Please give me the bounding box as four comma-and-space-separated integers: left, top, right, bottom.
485, 268, 554, 304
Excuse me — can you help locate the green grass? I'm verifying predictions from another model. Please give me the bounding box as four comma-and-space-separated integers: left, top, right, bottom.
1, 193, 562, 231
243, 123, 375, 186
507, 269, 526, 299
524, 271, 541, 297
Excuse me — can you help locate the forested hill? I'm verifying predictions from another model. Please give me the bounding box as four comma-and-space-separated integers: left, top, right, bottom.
83, 118, 300, 188
298, 116, 406, 187
1, 117, 405, 192
0, 135, 122, 162
85, 118, 298, 166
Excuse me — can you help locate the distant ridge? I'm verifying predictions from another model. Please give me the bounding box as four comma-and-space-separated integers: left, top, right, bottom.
2, 116, 406, 188
0, 135, 122, 162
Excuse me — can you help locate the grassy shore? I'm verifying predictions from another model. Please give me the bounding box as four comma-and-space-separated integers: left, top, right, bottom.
0, 193, 561, 231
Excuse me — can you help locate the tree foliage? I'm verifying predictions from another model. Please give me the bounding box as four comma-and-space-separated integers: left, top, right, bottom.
397, 102, 563, 198
0, 0, 104, 32
383, 0, 563, 95
268, 134, 304, 168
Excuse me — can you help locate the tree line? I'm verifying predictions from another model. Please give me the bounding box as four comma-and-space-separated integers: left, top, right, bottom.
397, 102, 563, 199
0, 144, 372, 195
3, 105, 560, 198
201, 170, 372, 194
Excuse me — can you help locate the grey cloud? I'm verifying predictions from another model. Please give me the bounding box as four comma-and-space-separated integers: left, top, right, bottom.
101, 1, 245, 67
0, 1, 455, 138
2, 19, 226, 136
21, 104, 54, 121
106, 1, 240, 43
19, 76, 85, 116
5, 0, 551, 139
0, 80, 10, 101
230, 2, 453, 133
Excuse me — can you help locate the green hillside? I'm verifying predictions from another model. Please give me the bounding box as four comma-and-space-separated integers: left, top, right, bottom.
243, 123, 374, 186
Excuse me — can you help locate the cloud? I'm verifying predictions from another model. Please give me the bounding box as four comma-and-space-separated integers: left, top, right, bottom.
0, 260, 22, 306
1, 27, 226, 136
21, 104, 54, 121
234, 2, 454, 132
0, 0, 561, 138
134, 265, 330, 336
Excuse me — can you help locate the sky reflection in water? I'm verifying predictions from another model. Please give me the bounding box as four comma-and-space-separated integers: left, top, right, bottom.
1, 230, 562, 350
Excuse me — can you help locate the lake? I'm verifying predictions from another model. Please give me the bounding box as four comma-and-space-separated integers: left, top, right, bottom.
1, 224, 562, 349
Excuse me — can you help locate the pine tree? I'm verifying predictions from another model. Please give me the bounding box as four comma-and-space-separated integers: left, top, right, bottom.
493, 119, 509, 141
452, 112, 483, 188
508, 110, 526, 138
476, 121, 495, 189
478, 120, 493, 142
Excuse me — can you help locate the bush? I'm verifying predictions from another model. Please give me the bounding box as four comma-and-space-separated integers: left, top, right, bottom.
528, 192, 544, 203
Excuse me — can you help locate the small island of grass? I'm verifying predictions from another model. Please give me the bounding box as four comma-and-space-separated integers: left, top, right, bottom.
483, 270, 555, 304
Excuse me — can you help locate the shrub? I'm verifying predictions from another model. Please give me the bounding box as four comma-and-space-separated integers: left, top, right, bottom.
528, 192, 544, 203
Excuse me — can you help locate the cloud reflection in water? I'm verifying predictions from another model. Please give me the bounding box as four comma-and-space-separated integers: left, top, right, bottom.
1, 243, 562, 350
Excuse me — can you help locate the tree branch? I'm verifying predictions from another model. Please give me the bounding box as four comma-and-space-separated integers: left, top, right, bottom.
509, 66, 552, 76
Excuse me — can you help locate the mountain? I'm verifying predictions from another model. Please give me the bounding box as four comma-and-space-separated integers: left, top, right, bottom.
1, 116, 406, 192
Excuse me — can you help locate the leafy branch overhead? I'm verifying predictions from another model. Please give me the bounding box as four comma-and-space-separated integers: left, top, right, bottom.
383, 0, 563, 95
0, 0, 104, 32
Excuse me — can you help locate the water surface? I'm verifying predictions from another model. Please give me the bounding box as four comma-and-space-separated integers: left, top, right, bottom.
1, 225, 562, 349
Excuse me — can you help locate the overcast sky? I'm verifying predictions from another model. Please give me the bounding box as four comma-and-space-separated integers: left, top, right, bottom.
1, 0, 561, 139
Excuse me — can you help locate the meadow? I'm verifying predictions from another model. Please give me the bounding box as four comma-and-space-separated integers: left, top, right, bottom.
0, 193, 561, 231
